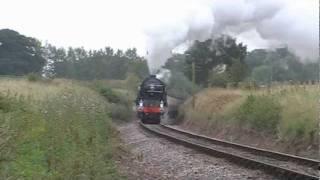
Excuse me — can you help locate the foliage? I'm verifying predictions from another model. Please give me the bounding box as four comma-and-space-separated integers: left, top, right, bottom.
278, 88, 318, 142
246, 48, 319, 82
26, 73, 41, 82
92, 81, 133, 121
179, 86, 318, 158
236, 95, 281, 132
184, 35, 247, 86
163, 54, 187, 73
228, 58, 248, 83
0, 29, 46, 75
96, 85, 120, 103
43, 44, 149, 80
109, 103, 131, 121
167, 72, 199, 99
209, 72, 230, 88
251, 65, 272, 83
0, 79, 122, 179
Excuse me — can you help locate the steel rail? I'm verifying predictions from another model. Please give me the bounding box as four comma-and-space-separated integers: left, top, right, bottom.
160, 124, 319, 169
140, 122, 319, 180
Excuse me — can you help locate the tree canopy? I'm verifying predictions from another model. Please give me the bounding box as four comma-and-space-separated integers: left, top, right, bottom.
245, 48, 318, 83
43, 44, 149, 80
184, 35, 247, 86
0, 29, 45, 75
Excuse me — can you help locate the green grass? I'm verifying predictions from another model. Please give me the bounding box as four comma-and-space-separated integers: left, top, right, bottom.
236, 95, 281, 133
90, 81, 134, 122
0, 79, 123, 179
180, 85, 319, 157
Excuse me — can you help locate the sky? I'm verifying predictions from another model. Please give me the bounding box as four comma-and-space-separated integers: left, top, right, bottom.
0, 0, 318, 70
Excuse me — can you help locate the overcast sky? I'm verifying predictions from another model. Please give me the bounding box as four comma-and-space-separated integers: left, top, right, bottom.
0, 0, 318, 69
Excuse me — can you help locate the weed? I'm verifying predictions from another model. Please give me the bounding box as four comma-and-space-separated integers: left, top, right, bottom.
0, 79, 123, 179
179, 85, 318, 158
26, 73, 41, 82
237, 95, 281, 133
98, 86, 120, 103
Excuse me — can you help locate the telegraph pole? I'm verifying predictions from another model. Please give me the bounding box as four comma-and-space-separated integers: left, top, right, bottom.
192, 62, 196, 109
192, 62, 195, 84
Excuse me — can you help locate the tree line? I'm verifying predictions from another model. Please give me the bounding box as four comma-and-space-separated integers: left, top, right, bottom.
0, 29, 149, 80
0, 29, 317, 86
164, 35, 318, 88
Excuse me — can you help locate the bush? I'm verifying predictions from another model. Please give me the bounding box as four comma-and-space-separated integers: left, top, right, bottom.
237, 95, 281, 132
91, 81, 133, 122
0, 94, 11, 112
209, 72, 230, 88
26, 73, 41, 82
167, 72, 199, 99
97, 86, 120, 103
109, 104, 131, 121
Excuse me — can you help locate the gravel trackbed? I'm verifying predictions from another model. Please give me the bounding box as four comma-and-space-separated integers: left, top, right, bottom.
116, 121, 277, 180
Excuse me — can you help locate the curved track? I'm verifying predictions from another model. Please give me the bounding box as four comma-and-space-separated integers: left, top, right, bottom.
140, 122, 319, 180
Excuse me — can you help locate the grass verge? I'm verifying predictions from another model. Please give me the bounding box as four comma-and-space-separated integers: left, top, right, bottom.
0, 78, 123, 179
179, 85, 319, 158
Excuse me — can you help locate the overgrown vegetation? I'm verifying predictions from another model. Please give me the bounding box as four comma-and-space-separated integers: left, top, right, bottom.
237, 95, 281, 132
179, 86, 318, 158
89, 77, 138, 122
26, 73, 41, 82
166, 72, 199, 99
0, 79, 123, 179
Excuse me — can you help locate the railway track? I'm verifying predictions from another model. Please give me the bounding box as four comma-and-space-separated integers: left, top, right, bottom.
140, 122, 319, 180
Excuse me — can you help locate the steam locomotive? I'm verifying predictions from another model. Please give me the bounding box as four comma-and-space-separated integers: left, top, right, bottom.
136, 75, 167, 124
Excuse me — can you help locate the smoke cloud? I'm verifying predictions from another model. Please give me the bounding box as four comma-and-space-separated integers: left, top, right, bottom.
144, 0, 318, 72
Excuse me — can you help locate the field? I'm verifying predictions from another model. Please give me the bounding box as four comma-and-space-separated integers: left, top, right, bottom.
0, 78, 124, 179
179, 85, 319, 159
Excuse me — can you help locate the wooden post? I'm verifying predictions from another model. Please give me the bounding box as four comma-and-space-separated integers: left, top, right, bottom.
192, 62, 196, 109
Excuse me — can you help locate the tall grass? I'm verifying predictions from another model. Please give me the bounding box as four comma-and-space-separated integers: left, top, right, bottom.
0, 79, 123, 179
91, 81, 133, 122
180, 85, 319, 157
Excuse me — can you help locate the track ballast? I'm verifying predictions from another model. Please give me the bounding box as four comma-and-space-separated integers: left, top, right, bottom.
140, 122, 319, 180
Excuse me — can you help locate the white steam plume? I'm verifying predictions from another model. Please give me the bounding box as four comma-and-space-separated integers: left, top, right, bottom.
144, 0, 318, 72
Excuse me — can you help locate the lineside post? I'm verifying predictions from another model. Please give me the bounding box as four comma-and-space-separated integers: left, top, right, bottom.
192, 62, 196, 109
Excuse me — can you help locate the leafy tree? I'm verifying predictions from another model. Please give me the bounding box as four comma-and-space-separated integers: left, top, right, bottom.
184, 35, 247, 86
245, 49, 268, 71
163, 54, 187, 73
115, 49, 124, 57
124, 48, 138, 60
252, 65, 273, 83
0, 29, 46, 75
246, 47, 317, 82
209, 72, 230, 88
228, 58, 248, 83
45, 44, 149, 80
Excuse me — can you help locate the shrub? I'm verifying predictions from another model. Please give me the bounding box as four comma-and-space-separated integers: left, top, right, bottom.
209, 72, 230, 88
92, 82, 133, 121
97, 86, 120, 103
237, 95, 281, 132
167, 72, 199, 99
0, 94, 11, 112
26, 73, 41, 82
109, 104, 131, 121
